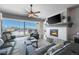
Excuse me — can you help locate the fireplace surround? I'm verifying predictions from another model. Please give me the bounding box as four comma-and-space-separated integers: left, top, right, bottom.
50, 29, 58, 37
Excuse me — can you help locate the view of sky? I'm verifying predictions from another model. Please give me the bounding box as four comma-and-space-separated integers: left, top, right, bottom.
3, 18, 38, 29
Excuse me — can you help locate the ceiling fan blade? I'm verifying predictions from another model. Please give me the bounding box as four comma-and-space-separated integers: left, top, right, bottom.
25, 8, 32, 12
31, 15, 38, 18
34, 14, 38, 17
33, 11, 40, 14
28, 13, 38, 18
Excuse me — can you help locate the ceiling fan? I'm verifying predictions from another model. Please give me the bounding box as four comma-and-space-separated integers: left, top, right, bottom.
25, 4, 40, 18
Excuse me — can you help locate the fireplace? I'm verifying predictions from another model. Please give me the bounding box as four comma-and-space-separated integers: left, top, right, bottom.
50, 29, 58, 37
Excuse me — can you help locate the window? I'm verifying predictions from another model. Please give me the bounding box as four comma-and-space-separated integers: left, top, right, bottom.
2, 18, 38, 37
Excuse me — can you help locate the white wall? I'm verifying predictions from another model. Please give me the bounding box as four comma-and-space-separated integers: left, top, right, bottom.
68, 6, 79, 39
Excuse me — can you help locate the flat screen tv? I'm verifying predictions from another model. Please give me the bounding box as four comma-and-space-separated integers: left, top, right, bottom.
47, 14, 61, 24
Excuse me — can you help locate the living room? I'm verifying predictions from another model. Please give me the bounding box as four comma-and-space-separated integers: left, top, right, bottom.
0, 4, 79, 55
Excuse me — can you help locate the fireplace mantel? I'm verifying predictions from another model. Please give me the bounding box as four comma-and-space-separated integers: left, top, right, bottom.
45, 22, 68, 27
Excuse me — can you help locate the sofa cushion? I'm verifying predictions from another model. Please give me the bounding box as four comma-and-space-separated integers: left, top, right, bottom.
26, 45, 36, 55
25, 40, 32, 46
6, 47, 13, 55
1, 34, 7, 42
0, 39, 4, 47
0, 47, 13, 55
6, 33, 12, 40
29, 43, 55, 55
0, 48, 7, 55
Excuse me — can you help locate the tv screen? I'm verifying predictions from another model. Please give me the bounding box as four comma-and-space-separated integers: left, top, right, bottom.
47, 14, 61, 24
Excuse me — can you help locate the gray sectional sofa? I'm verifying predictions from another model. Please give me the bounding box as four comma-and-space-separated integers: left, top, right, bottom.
25, 37, 56, 55
54, 43, 79, 55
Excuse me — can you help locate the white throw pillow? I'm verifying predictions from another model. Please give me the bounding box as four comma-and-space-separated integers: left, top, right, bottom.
0, 39, 4, 47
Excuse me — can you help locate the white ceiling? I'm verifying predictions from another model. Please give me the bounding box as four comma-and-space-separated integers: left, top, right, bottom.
0, 4, 77, 19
